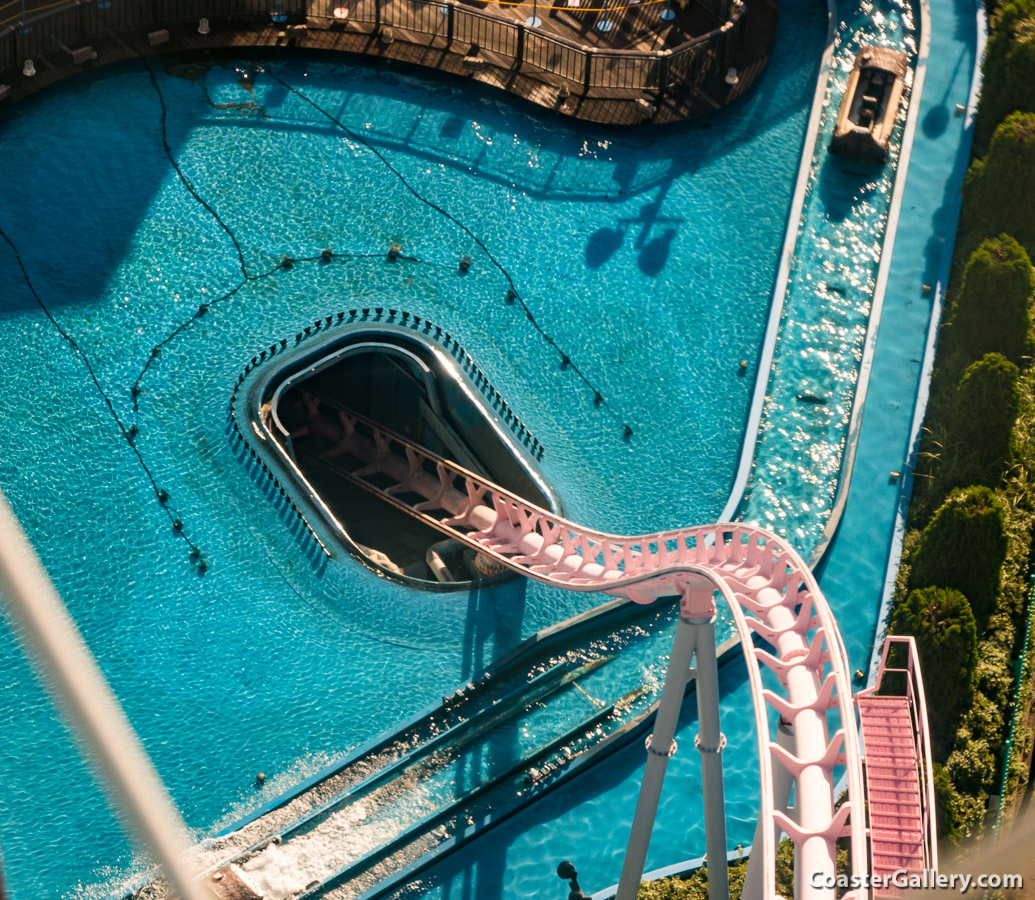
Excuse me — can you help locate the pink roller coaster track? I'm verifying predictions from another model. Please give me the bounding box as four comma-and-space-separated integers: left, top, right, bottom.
271, 396, 938, 900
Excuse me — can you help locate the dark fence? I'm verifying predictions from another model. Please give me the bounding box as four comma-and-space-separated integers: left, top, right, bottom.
0, 0, 746, 99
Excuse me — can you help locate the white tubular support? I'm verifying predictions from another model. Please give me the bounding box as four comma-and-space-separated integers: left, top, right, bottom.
615, 617, 697, 900
263, 411, 872, 900
0, 490, 210, 900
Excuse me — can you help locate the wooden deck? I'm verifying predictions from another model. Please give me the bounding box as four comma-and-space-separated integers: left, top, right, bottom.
0, 0, 777, 124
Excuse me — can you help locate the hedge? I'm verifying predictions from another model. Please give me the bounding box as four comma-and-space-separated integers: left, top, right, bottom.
889, 586, 979, 754
975, 0, 1035, 154
950, 235, 1035, 366
907, 486, 1008, 626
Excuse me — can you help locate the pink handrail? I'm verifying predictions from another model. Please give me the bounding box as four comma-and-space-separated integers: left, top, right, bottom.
857, 635, 939, 873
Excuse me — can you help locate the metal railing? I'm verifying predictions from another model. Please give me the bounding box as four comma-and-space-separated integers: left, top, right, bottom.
0, 0, 747, 100
859, 634, 940, 874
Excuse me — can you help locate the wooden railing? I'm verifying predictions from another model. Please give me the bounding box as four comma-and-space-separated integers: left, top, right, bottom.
0, 0, 747, 99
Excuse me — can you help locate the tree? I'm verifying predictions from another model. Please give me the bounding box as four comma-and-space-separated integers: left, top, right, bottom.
888, 586, 978, 753
951, 235, 1035, 366
975, 0, 1035, 153
959, 113, 1035, 264
907, 486, 1007, 627
948, 353, 1020, 487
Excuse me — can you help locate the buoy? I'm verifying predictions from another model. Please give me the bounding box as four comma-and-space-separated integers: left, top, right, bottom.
158, 489, 169, 504
173, 519, 183, 532
459, 255, 472, 272
189, 547, 200, 560
505, 288, 517, 304
131, 385, 141, 397
320, 248, 333, 262
198, 559, 209, 573
197, 303, 208, 316
560, 354, 570, 369
151, 346, 160, 358
281, 255, 294, 269
593, 391, 603, 407
623, 425, 633, 439
127, 425, 139, 441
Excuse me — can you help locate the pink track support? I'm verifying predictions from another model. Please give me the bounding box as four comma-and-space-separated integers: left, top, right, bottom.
855, 637, 938, 892
270, 397, 879, 900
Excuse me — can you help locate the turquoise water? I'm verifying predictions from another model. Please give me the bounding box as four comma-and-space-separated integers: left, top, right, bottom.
739, 0, 917, 552
0, 3, 820, 895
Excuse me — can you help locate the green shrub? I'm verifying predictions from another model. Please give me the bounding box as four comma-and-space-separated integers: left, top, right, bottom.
975, 0, 1035, 153
947, 731, 999, 794
973, 642, 1015, 711
636, 860, 748, 900
959, 113, 1035, 264
906, 486, 1008, 626
933, 762, 959, 839
951, 236, 1035, 365
949, 354, 1020, 486
888, 586, 978, 752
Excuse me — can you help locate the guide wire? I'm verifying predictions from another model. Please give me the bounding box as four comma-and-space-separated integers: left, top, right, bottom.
0, 224, 205, 564
259, 66, 633, 435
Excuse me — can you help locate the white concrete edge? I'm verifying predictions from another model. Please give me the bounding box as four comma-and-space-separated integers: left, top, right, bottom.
831, 0, 987, 804
809, 0, 933, 564
719, 0, 840, 523
862, 0, 985, 693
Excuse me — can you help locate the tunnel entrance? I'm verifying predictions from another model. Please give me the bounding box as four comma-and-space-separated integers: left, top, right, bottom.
256, 330, 557, 588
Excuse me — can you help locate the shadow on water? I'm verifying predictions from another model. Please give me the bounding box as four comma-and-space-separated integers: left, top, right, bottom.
585, 185, 685, 274
386, 655, 753, 900
461, 576, 527, 682
817, 152, 886, 222
0, 0, 826, 315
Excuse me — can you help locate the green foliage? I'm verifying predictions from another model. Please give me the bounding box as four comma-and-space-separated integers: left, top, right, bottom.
975, 0, 1035, 153
946, 734, 998, 794
906, 486, 1008, 626
636, 860, 748, 900
933, 762, 959, 838
950, 355, 1020, 488
889, 586, 978, 752
959, 114, 1035, 264
951, 236, 1035, 365
775, 839, 794, 898
974, 642, 1015, 711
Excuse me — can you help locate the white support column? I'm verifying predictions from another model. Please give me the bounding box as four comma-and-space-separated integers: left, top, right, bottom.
691, 613, 729, 900
614, 615, 697, 900
743, 716, 796, 900
0, 491, 210, 900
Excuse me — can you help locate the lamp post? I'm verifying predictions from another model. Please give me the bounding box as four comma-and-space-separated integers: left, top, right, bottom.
526, 0, 541, 29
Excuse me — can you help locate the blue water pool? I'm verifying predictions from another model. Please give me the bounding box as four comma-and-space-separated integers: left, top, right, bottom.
0, 0, 823, 896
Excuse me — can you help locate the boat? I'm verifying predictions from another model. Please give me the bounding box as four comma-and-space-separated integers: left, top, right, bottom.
829, 46, 908, 162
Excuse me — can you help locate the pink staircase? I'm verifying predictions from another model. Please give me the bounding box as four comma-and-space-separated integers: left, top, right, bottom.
856, 637, 938, 893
